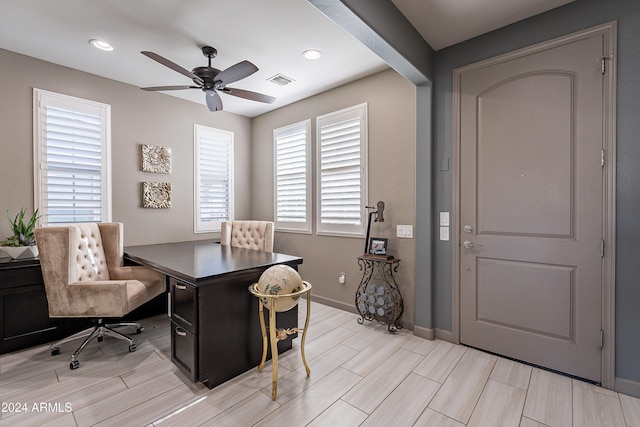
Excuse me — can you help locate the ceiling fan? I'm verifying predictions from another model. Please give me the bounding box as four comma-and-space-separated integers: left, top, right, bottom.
140, 46, 275, 112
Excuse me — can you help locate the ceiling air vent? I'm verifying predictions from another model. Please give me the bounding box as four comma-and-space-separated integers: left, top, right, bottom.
267, 73, 295, 86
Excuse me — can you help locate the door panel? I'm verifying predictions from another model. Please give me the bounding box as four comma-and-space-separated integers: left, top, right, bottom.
477, 73, 574, 237
459, 34, 604, 382
476, 259, 573, 340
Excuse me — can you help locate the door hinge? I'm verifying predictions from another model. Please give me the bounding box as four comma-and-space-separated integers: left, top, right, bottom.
601, 240, 605, 257
600, 330, 604, 348
601, 55, 614, 74
601, 149, 605, 167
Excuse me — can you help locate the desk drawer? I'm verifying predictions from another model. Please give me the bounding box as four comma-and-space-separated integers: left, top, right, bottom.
169, 278, 197, 334
171, 321, 197, 382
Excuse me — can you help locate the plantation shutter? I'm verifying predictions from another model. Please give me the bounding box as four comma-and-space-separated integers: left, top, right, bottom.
274, 120, 311, 233
194, 125, 234, 232
316, 103, 367, 236
34, 89, 111, 225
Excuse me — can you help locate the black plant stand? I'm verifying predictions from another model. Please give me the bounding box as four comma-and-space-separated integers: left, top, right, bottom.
355, 255, 403, 333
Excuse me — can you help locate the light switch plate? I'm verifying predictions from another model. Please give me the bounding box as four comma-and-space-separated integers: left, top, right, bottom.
397, 225, 413, 238
440, 212, 450, 226
439, 226, 450, 241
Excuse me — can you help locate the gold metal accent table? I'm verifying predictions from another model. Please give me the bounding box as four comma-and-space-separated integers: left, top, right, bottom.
249, 281, 312, 400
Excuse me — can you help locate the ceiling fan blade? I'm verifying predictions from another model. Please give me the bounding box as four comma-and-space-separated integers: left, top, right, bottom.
222, 87, 276, 104
215, 60, 258, 85
141, 85, 199, 91
205, 90, 223, 111
141, 51, 204, 85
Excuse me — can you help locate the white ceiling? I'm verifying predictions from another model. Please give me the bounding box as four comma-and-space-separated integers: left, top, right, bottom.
0, 0, 574, 117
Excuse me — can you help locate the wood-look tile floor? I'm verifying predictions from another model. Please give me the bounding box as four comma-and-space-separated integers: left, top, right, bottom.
1, 301, 639, 426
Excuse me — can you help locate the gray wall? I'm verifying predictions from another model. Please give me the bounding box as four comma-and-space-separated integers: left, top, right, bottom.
251, 69, 417, 326
0, 48, 252, 246
430, 0, 640, 384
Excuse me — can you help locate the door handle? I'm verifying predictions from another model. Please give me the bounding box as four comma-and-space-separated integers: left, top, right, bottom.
175, 284, 187, 290
175, 326, 187, 337
463, 240, 476, 250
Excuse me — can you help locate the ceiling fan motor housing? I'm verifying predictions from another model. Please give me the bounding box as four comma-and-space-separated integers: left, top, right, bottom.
191, 66, 222, 90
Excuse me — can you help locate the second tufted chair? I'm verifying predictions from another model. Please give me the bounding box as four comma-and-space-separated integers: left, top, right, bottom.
220, 221, 274, 252
35, 222, 166, 369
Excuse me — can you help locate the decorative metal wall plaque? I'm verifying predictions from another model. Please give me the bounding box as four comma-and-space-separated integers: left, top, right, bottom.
141, 144, 172, 174
142, 182, 171, 208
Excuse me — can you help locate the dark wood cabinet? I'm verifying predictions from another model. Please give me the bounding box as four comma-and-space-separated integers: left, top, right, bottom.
171, 318, 197, 381
170, 278, 197, 332
0, 257, 64, 354
169, 278, 198, 381
126, 241, 302, 389
167, 271, 298, 388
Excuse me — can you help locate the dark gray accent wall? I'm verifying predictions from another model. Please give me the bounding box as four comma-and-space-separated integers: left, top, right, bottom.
432, 0, 640, 383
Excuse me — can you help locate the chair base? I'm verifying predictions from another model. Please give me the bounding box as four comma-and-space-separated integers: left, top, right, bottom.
50, 319, 142, 369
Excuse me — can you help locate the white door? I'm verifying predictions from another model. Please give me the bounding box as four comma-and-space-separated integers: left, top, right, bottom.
458, 33, 607, 382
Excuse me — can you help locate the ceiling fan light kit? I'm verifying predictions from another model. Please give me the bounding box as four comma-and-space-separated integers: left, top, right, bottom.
140, 45, 275, 112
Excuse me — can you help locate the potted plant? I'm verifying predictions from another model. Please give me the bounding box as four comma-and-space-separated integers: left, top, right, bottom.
0, 208, 41, 259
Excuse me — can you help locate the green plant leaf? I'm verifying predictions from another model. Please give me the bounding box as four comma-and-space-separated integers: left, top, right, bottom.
2, 208, 41, 246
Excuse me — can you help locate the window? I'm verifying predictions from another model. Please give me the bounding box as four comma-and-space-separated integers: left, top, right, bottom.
273, 120, 311, 233
33, 89, 111, 225
316, 103, 368, 236
194, 124, 234, 233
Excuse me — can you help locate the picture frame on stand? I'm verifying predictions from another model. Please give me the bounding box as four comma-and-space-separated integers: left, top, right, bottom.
368, 237, 388, 256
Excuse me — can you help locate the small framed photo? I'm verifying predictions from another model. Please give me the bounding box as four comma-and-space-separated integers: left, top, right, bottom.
368, 237, 388, 255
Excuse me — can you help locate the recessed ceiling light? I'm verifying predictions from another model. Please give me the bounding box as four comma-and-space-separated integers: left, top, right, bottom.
89, 39, 114, 52
302, 49, 322, 60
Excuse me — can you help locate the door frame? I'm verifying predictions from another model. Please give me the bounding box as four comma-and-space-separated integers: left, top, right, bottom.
451, 21, 617, 389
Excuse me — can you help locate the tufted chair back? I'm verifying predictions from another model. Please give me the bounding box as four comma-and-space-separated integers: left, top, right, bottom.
73, 223, 110, 282
35, 222, 165, 318
220, 221, 274, 252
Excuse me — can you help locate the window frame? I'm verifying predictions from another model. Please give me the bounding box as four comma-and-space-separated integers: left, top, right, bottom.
33, 88, 112, 226
315, 103, 368, 237
193, 124, 234, 233
273, 119, 312, 234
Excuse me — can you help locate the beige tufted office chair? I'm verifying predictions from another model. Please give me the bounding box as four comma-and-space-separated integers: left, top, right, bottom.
220, 221, 274, 252
35, 222, 166, 369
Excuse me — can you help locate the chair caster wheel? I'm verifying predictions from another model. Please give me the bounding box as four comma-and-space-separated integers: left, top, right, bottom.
136, 327, 144, 334
70, 360, 79, 370
51, 347, 60, 356
129, 344, 137, 352
97, 336, 104, 342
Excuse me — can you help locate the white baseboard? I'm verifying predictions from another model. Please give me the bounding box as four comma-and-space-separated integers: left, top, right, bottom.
615, 376, 640, 399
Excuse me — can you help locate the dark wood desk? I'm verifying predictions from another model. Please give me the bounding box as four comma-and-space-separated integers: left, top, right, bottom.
124, 240, 303, 389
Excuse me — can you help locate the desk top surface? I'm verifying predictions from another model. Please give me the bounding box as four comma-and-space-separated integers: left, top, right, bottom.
124, 240, 303, 284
